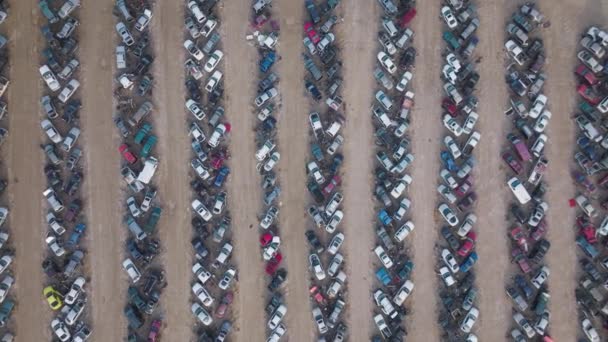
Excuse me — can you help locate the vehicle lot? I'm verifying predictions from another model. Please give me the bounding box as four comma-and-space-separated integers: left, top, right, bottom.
1, 0, 607, 341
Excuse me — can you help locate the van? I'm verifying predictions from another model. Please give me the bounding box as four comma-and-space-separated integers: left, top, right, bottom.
137, 157, 158, 184
327, 299, 345, 328
325, 120, 342, 138
507, 177, 531, 204
125, 215, 147, 240
395, 28, 414, 49
43, 188, 64, 212
382, 19, 398, 37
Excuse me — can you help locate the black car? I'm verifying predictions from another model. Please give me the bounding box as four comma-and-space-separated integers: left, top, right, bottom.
124, 305, 144, 329
186, 78, 201, 102
305, 230, 324, 253
440, 226, 459, 251
63, 171, 82, 196
305, 80, 322, 101
529, 239, 550, 263
62, 99, 81, 123
510, 204, 526, 224
268, 269, 287, 291
192, 238, 209, 260
399, 46, 416, 68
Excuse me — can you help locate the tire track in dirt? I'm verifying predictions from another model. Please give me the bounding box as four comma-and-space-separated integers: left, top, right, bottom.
220, 0, 266, 340
408, 1, 442, 341
6, 0, 50, 340
151, 0, 193, 340
79, 0, 125, 339
341, 0, 378, 338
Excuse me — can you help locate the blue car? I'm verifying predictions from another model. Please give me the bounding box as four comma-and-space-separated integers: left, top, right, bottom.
440, 151, 459, 172
375, 267, 392, 286
66, 223, 86, 247
459, 251, 478, 273
378, 209, 392, 226
259, 52, 276, 73
214, 166, 230, 187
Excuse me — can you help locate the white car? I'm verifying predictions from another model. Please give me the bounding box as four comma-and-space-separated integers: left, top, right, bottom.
204, 50, 224, 72
46, 235, 66, 257
255, 87, 279, 107
393, 198, 411, 221
39, 65, 60, 91
0, 256, 11, 275
317, 33, 335, 51
394, 221, 414, 242
46, 213, 66, 235
191, 303, 213, 326
578, 50, 604, 74
267, 324, 286, 342
309, 253, 326, 280
134, 8, 153, 31
528, 201, 548, 227
184, 39, 205, 61
374, 245, 394, 268
327, 233, 345, 255
438, 203, 459, 226
462, 112, 479, 134
208, 123, 228, 148
0, 275, 12, 303
192, 282, 214, 307
58, 79, 80, 103
446, 53, 461, 71
531, 134, 547, 157
205, 70, 223, 92
64, 300, 85, 325
192, 199, 212, 221
327, 253, 344, 277
460, 307, 479, 333
260, 206, 279, 229
513, 312, 536, 338
64, 277, 85, 305
326, 210, 343, 234
185, 58, 204, 80
191, 159, 210, 180
457, 213, 477, 237
531, 266, 550, 288
534, 311, 549, 335
443, 115, 463, 137
0, 232, 7, 252
61, 127, 80, 152
439, 266, 456, 286
122, 258, 141, 283
263, 152, 281, 171
0, 209, 6, 228
201, 19, 217, 37
374, 289, 397, 319
442, 249, 459, 273
56, 18, 79, 39
126, 196, 142, 218
218, 267, 236, 290
529, 94, 547, 119
576, 194, 597, 217
582, 318, 600, 342
442, 64, 458, 84
115, 22, 134, 46
51, 319, 71, 342
307, 161, 325, 184
441, 6, 458, 29
186, 100, 205, 123
505, 40, 526, 65
437, 184, 457, 204
116, 46, 127, 69
396, 71, 413, 92
440, 169, 458, 189
188, 0, 207, 23
377, 51, 397, 74
393, 280, 414, 306
533, 110, 551, 133
312, 307, 328, 334
268, 304, 287, 330
444, 136, 461, 159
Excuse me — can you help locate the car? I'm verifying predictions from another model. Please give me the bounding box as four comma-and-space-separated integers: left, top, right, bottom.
442, 248, 459, 274
578, 83, 602, 105
441, 6, 458, 29
438, 184, 457, 204
204, 50, 223, 72
440, 169, 458, 189
191, 303, 213, 326
213, 191, 227, 215
578, 50, 604, 73
119, 144, 137, 164
134, 8, 153, 31
377, 51, 397, 74
185, 58, 204, 80
188, 1, 207, 23
529, 94, 547, 119
268, 304, 287, 330
317, 33, 335, 51
378, 32, 397, 55
116, 22, 134, 45
305, 230, 324, 253
582, 318, 600, 342
0, 276, 11, 305
191, 199, 212, 221
307, 161, 325, 184
528, 201, 548, 227
267, 323, 286, 342
260, 206, 279, 229
443, 115, 463, 137
576, 194, 597, 217
312, 306, 328, 334
394, 221, 414, 242
56, 17, 79, 39
44, 286, 63, 310
205, 70, 223, 92
255, 87, 279, 107
64, 276, 85, 305
51, 318, 71, 341
58, 79, 80, 103
46, 235, 65, 256
531, 266, 550, 288
304, 22, 321, 44
393, 280, 414, 306
505, 40, 527, 65
513, 312, 535, 338
218, 267, 236, 290
374, 314, 392, 339
201, 18, 217, 37
439, 266, 455, 286
438, 203, 458, 227
60, 126, 80, 152
327, 233, 345, 255
122, 258, 141, 283
192, 282, 214, 307
374, 245, 393, 268
326, 210, 343, 234
457, 213, 477, 238
534, 310, 549, 335
39, 65, 60, 91
208, 123, 229, 148
390, 177, 412, 198
460, 307, 479, 333
309, 253, 325, 280
327, 253, 344, 277
64, 299, 85, 325
444, 136, 461, 159
41, 119, 62, 144
184, 39, 204, 61
533, 110, 551, 133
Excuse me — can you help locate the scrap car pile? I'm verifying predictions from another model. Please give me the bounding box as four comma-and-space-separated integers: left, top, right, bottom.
183, 0, 236, 341
369, 0, 417, 341
501, 2, 553, 340
436, 1, 481, 341
111, 1, 165, 341
0, 2, 12, 341
300, 0, 348, 340
37, 0, 93, 341
570, 25, 608, 342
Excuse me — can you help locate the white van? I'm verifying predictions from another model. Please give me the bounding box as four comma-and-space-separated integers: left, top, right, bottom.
137, 157, 159, 184
382, 19, 398, 37
507, 177, 531, 204
325, 120, 343, 138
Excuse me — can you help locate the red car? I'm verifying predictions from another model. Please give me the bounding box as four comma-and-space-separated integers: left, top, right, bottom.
577, 84, 602, 105
511, 247, 531, 274
265, 252, 283, 275
575, 64, 599, 85
215, 291, 234, 318
260, 232, 273, 247
442, 98, 458, 117
148, 319, 162, 342
530, 220, 547, 241
510, 226, 529, 252
502, 151, 523, 175
399, 8, 417, 28
119, 143, 138, 164
457, 231, 476, 257
304, 22, 321, 44
309, 285, 327, 306
454, 176, 473, 197
210, 152, 227, 170
577, 215, 598, 244
323, 174, 341, 195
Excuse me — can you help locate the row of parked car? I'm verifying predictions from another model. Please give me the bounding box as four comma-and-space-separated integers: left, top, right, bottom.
367, 1, 417, 341
182, 1, 236, 341
0, 2, 13, 341
37, 1, 94, 341
435, 1, 482, 341
110, 1, 165, 341
568, 25, 608, 342
501, 3, 555, 341
299, 0, 349, 341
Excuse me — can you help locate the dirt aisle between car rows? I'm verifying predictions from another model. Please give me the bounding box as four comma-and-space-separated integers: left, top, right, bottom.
151, 1, 194, 340
340, 0, 378, 338
220, 0, 267, 340
407, 1, 442, 341
6, 1, 50, 340
473, 1, 511, 340
79, 0, 126, 340
539, 0, 604, 339
274, 1, 316, 340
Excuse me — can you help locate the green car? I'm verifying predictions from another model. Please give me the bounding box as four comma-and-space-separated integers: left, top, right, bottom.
442, 31, 460, 51
39, 0, 59, 23
140, 135, 157, 158
134, 123, 153, 145
143, 207, 162, 233
0, 299, 14, 327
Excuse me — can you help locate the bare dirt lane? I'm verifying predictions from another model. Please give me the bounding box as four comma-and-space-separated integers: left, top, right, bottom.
6, 0, 50, 340
274, 1, 316, 340
151, 1, 193, 340
408, 1, 442, 341
79, 0, 126, 340
473, 1, 512, 339
220, 0, 266, 340
539, 0, 605, 339
341, 0, 378, 338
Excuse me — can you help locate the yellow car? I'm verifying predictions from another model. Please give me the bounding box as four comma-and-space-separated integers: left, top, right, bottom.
43, 286, 63, 310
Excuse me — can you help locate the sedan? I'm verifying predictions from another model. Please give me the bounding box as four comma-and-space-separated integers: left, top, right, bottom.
442, 249, 459, 273
441, 6, 458, 29
51, 319, 71, 342
58, 79, 80, 103
529, 94, 547, 119
268, 304, 287, 330
396, 71, 413, 92
444, 136, 461, 159
309, 253, 326, 280
64, 277, 85, 305
0, 275, 12, 304
204, 50, 224, 72
533, 110, 551, 133
184, 39, 204, 61
191, 303, 213, 326
325, 210, 343, 234
443, 115, 463, 137
377, 51, 397, 74
263, 152, 281, 172
191, 199, 212, 221
439, 266, 455, 286
116, 22, 134, 46
460, 307, 479, 333
327, 233, 344, 255
438, 203, 459, 226
39, 65, 60, 91
374, 245, 393, 268
42, 119, 62, 144
255, 87, 279, 107
119, 144, 137, 164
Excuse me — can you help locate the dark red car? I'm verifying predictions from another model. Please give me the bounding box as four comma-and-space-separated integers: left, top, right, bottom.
215, 291, 234, 318
323, 174, 341, 195
455, 176, 473, 197
577, 215, 598, 244
119, 143, 138, 164
304, 22, 321, 44
399, 8, 417, 28
457, 231, 476, 257
442, 98, 458, 117
510, 226, 529, 252
502, 151, 523, 175
148, 319, 162, 342
309, 285, 327, 306
511, 247, 531, 274
530, 220, 547, 241
260, 232, 273, 247
265, 252, 283, 275
575, 64, 599, 85
577, 84, 602, 105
